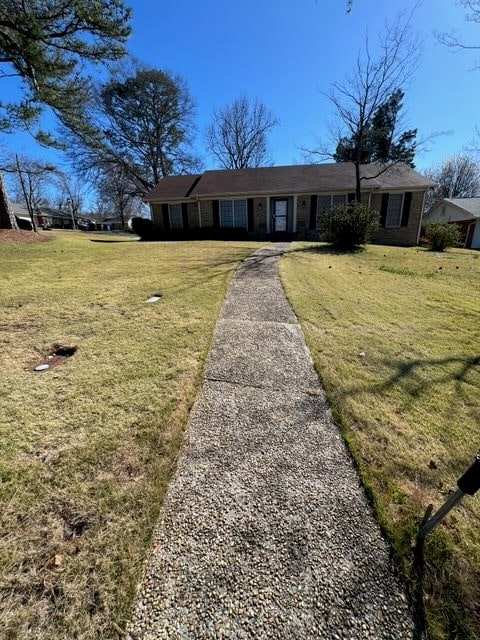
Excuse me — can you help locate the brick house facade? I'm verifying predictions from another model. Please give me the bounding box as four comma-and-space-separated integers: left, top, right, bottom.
145, 163, 434, 246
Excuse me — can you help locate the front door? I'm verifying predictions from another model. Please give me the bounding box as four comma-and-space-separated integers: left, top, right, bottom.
273, 199, 288, 233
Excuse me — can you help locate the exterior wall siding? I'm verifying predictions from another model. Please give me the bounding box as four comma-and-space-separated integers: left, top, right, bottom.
200, 200, 213, 228
151, 203, 163, 228
295, 195, 310, 237
371, 191, 425, 246
150, 190, 426, 246
252, 197, 267, 235
187, 202, 199, 228
423, 203, 471, 224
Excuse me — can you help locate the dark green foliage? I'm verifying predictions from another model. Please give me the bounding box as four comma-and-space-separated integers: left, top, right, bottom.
0, 0, 131, 229
130, 217, 159, 241
424, 223, 460, 252
68, 67, 201, 196
101, 69, 199, 184
322, 202, 379, 249
334, 90, 416, 168
130, 217, 250, 242
0, 0, 131, 138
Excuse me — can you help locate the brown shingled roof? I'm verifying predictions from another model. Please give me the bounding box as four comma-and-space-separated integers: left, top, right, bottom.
144, 163, 434, 202
145, 174, 201, 201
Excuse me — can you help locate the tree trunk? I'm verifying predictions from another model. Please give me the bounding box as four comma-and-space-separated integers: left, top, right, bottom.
119, 202, 125, 229
0, 172, 19, 229
15, 155, 37, 232
354, 162, 362, 203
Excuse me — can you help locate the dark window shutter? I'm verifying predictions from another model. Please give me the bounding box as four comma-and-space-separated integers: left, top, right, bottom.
212, 200, 220, 228
348, 192, 356, 203
181, 202, 189, 230
247, 198, 254, 232
309, 195, 317, 230
380, 194, 389, 227
401, 192, 412, 227
162, 204, 170, 230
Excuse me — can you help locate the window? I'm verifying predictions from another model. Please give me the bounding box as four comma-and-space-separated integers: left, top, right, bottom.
385, 193, 403, 227
220, 199, 247, 228
316, 194, 347, 229
169, 203, 183, 229
332, 194, 347, 207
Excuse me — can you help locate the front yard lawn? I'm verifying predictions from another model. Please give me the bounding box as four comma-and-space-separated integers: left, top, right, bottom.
0, 232, 261, 639
280, 243, 480, 639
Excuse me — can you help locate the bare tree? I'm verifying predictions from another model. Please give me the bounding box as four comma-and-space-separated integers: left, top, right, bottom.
0, 154, 56, 231
52, 172, 85, 229
437, 1, 480, 65
94, 167, 140, 228
303, 10, 421, 201
206, 96, 279, 169
424, 153, 480, 209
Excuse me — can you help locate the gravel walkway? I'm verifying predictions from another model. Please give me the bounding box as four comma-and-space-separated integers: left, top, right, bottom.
127, 244, 414, 639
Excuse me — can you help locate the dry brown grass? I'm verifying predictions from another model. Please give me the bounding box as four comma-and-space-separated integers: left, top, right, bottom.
0, 231, 261, 639
281, 242, 480, 639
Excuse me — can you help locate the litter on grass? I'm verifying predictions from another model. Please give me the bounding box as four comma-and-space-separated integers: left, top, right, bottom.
34, 363, 49, 372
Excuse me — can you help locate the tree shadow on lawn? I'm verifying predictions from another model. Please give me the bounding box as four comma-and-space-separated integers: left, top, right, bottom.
89, 238, 138, 243
341, 354, 480, 402
288, 243, 366, 256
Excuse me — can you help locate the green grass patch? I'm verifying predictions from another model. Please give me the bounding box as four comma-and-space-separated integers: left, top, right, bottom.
280, 242, 480, 639
379, 264, 436, 278
0, 231, 261, 639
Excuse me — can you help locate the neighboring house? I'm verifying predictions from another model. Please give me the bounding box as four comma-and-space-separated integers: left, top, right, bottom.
144, 163, 434, 246
36, 206, 75, 229
10, 201, 92, 230
423, 198, 480, 249
88, 213, 125, 231
98, 216, 124, 231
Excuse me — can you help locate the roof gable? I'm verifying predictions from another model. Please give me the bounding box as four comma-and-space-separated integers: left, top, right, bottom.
444, 198, 480, 218
145, 174, 201, 201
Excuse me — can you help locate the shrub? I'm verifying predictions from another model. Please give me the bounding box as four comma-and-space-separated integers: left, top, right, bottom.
322, 202, 378, 250
130, 217, 160, 240
424, 222, 460, 252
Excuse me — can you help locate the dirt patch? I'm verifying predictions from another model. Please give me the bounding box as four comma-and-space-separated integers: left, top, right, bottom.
33, 344, 77, 371
0, 229, 51, 244
59, 506, 91, 541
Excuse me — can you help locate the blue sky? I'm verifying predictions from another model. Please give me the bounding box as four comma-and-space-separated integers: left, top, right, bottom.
2, 0, 480, 181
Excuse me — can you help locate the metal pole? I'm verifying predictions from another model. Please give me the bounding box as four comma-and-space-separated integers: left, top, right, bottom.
418, 488, 465, 539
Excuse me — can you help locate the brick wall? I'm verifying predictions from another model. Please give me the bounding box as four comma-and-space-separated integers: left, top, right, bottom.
200, 200, 213, 228
151, 203, 163, 228
295, 195, 311, 239
253, 197, 267, 235
187, 202, 199, 228
371, 191, 425, 246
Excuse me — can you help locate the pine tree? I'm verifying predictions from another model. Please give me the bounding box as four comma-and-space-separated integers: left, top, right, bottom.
0, 0, 131, 228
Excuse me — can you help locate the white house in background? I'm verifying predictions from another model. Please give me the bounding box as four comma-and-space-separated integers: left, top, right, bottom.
423, 198, 480, 249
